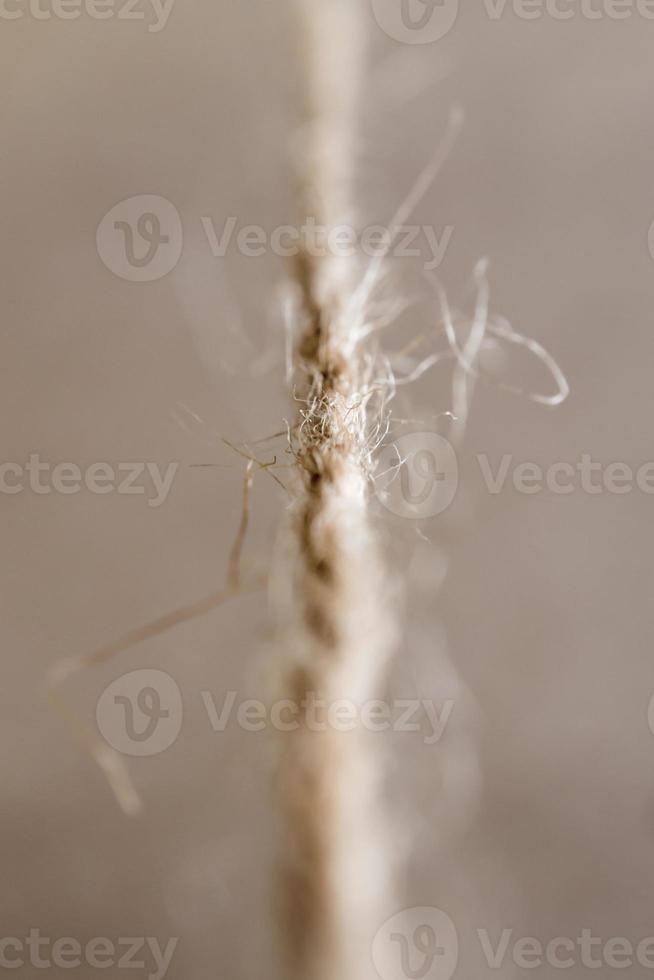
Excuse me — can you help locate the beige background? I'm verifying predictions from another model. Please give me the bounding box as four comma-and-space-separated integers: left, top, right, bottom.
2, 1, 654, 977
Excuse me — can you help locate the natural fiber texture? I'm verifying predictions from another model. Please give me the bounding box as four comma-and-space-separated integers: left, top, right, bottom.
276, 3, 394, 979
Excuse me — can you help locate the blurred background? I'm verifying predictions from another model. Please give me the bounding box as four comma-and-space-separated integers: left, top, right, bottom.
2, 1, 654, 976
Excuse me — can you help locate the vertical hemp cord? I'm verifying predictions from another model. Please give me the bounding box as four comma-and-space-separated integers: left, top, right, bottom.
277, 2, 394, 979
